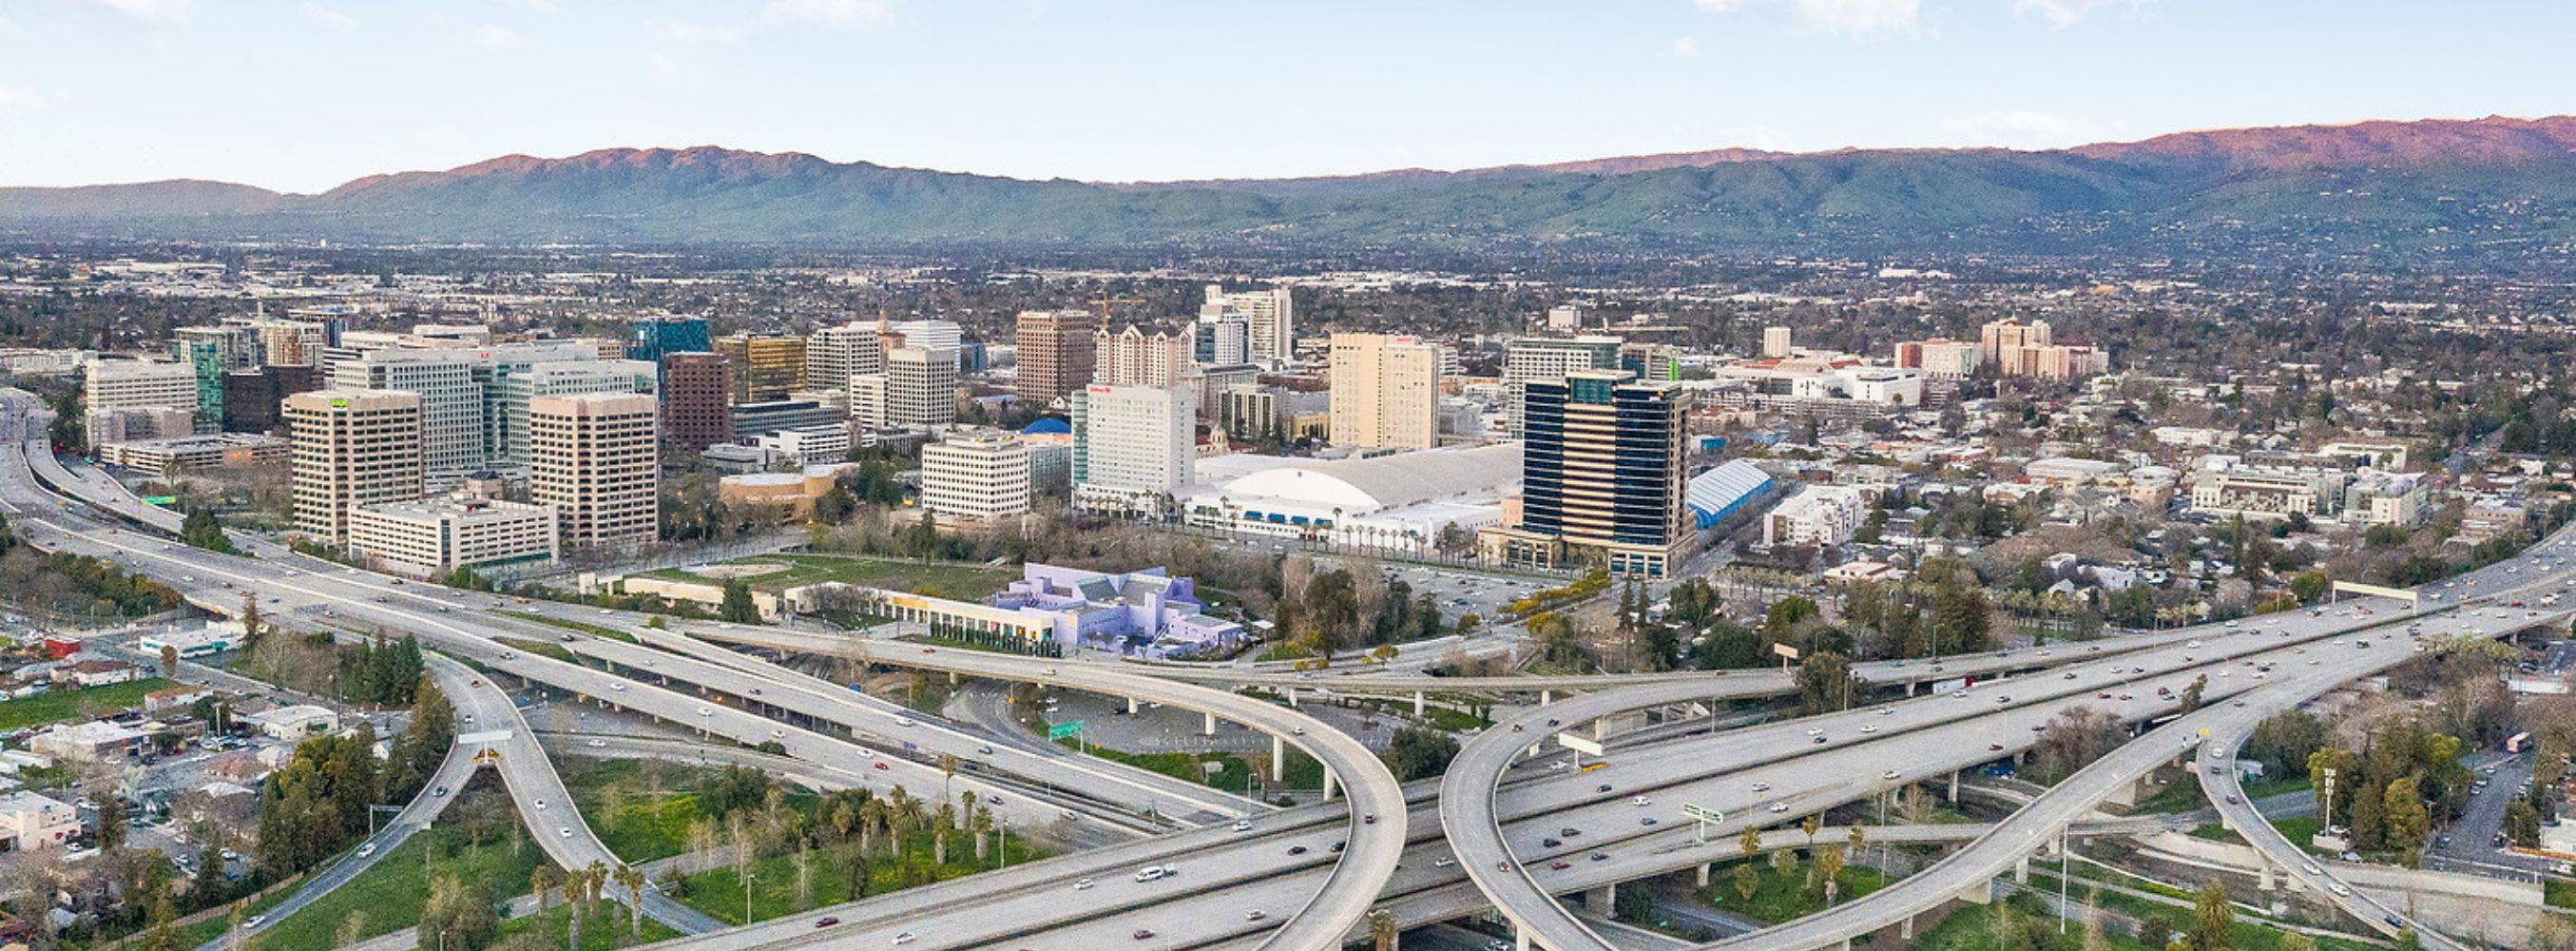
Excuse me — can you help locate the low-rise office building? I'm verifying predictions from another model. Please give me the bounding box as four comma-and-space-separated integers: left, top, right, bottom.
346, 495, 559, 578
920, 429, 1031, 521
0, 791, 80, 851
97, 433, 289, 477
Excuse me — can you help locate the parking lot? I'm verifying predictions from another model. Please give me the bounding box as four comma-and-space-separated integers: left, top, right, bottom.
1310, 555, 1548, 628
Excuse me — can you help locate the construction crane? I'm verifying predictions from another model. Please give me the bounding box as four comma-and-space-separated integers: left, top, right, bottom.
1087, 294, 1144, 325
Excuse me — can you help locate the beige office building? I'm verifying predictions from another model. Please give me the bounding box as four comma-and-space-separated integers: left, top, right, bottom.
347, 495, 558, 578
1013, 309, 1096, 408
919, 430, 1032, 522
886, 346, 956, 431
529, 393, 659, 551
1327, 333, 1438, 450
284, 389, 424, 544
1093, 325, 1192, 388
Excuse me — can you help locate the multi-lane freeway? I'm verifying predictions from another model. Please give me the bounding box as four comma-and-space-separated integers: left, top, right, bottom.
6, 381, 2566, 951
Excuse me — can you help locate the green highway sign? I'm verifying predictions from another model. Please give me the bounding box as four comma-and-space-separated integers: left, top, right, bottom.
142, 495, 178, 506
1048, 720, 1085, 740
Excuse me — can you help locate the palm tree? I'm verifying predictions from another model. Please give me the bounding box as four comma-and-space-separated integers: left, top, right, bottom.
530, 864, 561, 914
932, 803, 957, 865
1367, 909, 1397, 951
616, 864, 647, 933
971, 806, 995, 864
858, 797, 887, 858
1739, 825, 1762, 859
561, 875, 586, 947
1799, 814, 1820, 849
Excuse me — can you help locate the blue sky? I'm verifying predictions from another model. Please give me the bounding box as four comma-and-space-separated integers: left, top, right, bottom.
2, 0, 2571, 192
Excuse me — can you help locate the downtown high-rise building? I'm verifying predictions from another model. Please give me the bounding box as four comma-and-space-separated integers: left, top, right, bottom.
253, 320, 328, 367
1195, 317, 1249, 366
1501, 336, 1623, 436
805, 321, 886, 393
284, 389, 424, 544
1488, 370, 1691, 578
886, 346, 957, 432
1327, 333, 1438, 450
1200, 285, 1293, 367
489, 359, 658, 469
529, 393, 659, 551
715, 334, 808, 403
1013, 309, 1097, 409
627, 317, 712, 364
919, 429, 1032, 522
1761, 325, 1794, 359
331, 341, 597, 486
1070, 383, 1194, 515
1094, 324, 1193, 388
658, 352, 732, 451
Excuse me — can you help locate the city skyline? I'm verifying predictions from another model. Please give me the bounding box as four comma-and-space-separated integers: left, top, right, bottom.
6, 1, 2575, 191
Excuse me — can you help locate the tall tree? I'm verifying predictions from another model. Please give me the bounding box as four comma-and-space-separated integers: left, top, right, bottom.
2192, 879, 2233, 951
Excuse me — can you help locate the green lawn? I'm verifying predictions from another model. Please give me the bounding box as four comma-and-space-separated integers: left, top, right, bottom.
2021, 873, 2382, 951
494, 636, 579, 663
1909, 893, 2163, 951
500, 902, 679, 950
561, 759, 735, 863
2547, 878, 2573, 909
2130, 777, 2209, 815
671, 830, 1044, 926
1052, 738, 1255, 795
0, 677, 170, 730
647, 553, 1019, 601
1701, 856, 1892, 924
254, 792, 547, 951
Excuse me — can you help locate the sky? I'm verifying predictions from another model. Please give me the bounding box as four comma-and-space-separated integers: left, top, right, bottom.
2, 0, 2572, 193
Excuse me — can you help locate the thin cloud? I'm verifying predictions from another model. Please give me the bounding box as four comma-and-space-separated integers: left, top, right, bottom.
762, 0, 894, 29
474, 24, 527, 49
1694, 0, 1922, 39
654, 20, 744, 45
299, 3, 356, 33
0, 84, 48, 114
68, 0, 197, 27
2011, 0, 2142, 28
1670, 35, 1701, 57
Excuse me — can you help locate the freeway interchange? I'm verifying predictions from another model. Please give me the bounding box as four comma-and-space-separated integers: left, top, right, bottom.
1, 386, 2566, 951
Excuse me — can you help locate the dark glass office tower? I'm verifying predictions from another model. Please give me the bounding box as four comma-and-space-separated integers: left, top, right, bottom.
1501, 369, 1690, 578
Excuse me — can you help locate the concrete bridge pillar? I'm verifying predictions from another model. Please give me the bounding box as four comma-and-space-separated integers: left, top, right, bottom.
1697, 863, 1711, 887
948, 670, 959, 687
1203, 711, 1217, 737
2258, 860, 2276, 891
1127, 696, 1140, 714
1948, 769, 1960, 803
1585, 883, 1615, 914
2015, 855, 2029, 884
1593, 718, 1607, 741
1901, 914, 1913, 940
1541, 689, 1552, 706
1413, 691, 1426, 716
1514, 926, 1529, 951
1322, 766, 1338, 800
1285, 688, 1298, 708
1271, 734, 1285, 783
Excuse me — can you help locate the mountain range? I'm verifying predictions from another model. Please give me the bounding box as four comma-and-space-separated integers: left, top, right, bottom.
10, 115, 2576, 260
